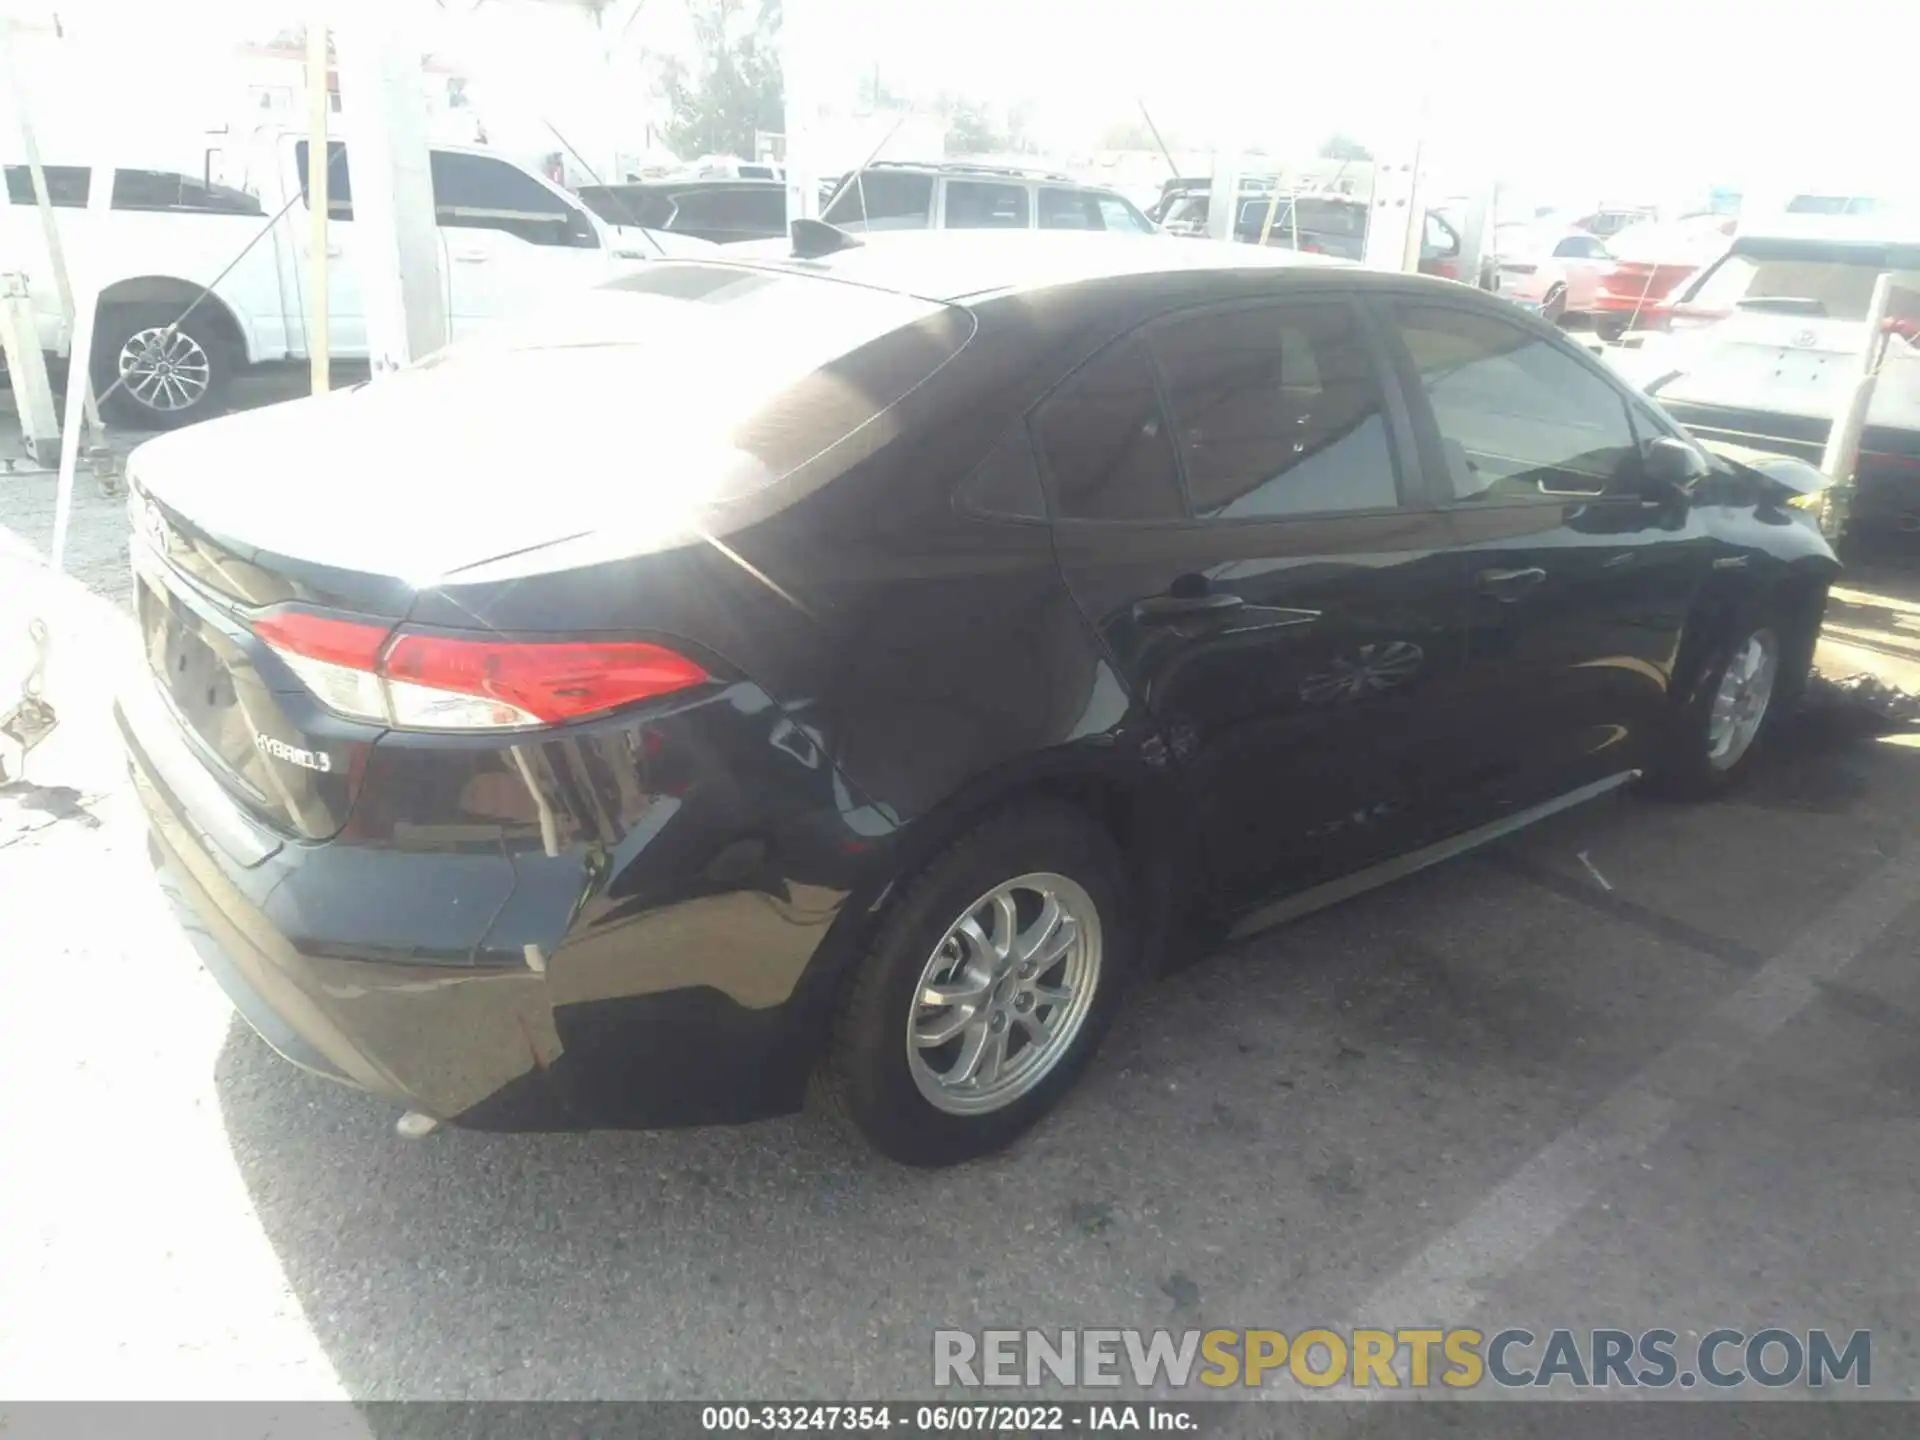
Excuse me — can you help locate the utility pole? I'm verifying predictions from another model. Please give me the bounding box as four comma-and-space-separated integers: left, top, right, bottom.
305, 18, 332, 395
334, 5, 447, 374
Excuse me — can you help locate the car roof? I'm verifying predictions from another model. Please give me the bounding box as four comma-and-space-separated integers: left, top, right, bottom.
706, 229, 1352, 303
1732, 212, 1920, 246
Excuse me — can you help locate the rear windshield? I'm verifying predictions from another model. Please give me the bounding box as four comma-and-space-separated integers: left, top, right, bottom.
1689, 239, 1920, 321
416, 262, 971, 498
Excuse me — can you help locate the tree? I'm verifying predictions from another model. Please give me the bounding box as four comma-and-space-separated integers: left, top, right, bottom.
1098, 118, 1176, 153
938, 94, 1034, 157
1317, 133, 1373, 162
656, 0, 784, 160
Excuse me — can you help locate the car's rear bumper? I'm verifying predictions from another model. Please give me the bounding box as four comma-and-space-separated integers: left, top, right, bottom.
117, 666, 882, 1131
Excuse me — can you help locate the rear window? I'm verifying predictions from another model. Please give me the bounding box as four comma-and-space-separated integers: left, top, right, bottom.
822, 171, 934, 231
1690, 240, 1920, 321
416, 263, 971, 497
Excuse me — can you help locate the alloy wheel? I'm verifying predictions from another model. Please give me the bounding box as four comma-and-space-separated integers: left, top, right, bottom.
1706, 627, 1778, 771
906, 872, 1102, 1116
118, 326, 212, 414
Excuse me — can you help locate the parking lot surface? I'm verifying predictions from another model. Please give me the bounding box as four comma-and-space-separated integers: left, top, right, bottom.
5, 394, 1920, 1412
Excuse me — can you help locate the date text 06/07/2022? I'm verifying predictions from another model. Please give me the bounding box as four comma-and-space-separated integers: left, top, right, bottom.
699, 1404, 1199, 1432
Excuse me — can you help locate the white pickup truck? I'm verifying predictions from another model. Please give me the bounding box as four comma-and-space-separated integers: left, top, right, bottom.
1, 128, 715, 429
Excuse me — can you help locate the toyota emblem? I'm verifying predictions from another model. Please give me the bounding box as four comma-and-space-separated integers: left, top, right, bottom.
1791, 328, 1819, 348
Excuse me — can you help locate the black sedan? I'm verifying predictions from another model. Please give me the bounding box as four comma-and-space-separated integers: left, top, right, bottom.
118, 229, 1838, 1166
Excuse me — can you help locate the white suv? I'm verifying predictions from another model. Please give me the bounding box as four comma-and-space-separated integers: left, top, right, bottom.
820, 163, 1158, 236
1632, 216, 1920, 533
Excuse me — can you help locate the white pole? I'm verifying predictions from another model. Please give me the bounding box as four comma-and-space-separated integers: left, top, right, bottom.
334, 3, 446, 374
1817, 270, 1896, 536
0, 17, 105, 448
50, 154, 114, 578
781, 0, 820, 224
306, 18, 332, 396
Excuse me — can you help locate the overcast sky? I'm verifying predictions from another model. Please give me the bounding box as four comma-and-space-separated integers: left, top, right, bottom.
8, 0, 1914, 201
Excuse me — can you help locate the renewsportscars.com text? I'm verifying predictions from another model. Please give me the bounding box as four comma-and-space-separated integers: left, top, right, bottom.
933, 1327, 1871, 1391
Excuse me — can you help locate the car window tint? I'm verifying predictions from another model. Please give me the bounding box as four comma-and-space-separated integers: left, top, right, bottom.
1097, 196, 1152, 233
946, 180, 1030, 230
668, 188, 781, 233
1394, 304, 1640, 502
1151, 302, 1400, 519
821, 171, 933, 230
1039, 187, 1099, 230
292, 140, 353, 219
956, 430, 1048, 520
430, 152, 595, 247
1032, 338, 1183, 522
4, 164, 91, 206
1552, 234, 1607, 259
108, 169, 265, 216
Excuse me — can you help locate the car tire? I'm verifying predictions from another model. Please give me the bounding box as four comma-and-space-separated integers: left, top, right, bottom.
820, 801, 1133, 1166
1645, 597, 1802, 800
91, 304, 232, 431
1543, 285, 1568, 325
1593, 316, 1627, 343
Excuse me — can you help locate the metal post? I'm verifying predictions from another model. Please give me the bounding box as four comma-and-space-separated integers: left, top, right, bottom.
1817, 270, 1896, 537
334, 7, 446, 374
1455, 182, 1496, 291
305, 19, 332, 396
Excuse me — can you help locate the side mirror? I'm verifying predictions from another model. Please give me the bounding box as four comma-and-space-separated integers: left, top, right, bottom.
1637, 435, 1712, 499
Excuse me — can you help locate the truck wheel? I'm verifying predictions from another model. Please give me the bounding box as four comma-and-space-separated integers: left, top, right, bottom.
1593, 315, 1627, 343
92, 305, 232, 431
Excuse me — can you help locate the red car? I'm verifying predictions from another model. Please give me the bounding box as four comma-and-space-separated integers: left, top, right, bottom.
1590, 215, 1737, 340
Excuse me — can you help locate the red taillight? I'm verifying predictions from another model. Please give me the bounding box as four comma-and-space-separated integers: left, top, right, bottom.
382, 634, 710, 726
251, 611, 388, 670
251, 609, 710, 732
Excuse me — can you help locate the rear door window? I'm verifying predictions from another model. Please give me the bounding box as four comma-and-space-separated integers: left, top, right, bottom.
110, 169, 265, 216
1031, 338, 1183, 522
1150, 300, 1402, 518
945, 179, 1032, 230
821, 171, 934, 230
292, 140, 353, 219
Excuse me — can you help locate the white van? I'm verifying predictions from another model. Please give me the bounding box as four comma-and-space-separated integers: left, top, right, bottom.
1635, 216, 1920, 533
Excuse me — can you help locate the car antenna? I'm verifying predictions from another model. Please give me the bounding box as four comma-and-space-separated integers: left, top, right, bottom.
816, 104, 916, 235
791, 217, 863, 258
542, 118, 667, 258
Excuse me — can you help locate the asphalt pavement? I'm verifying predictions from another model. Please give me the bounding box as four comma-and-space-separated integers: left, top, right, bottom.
5, 391, 1920, 1417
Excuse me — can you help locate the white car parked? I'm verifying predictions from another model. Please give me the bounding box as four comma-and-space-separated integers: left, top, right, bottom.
1630, 216, 1920, 533
1, 129, 714, 429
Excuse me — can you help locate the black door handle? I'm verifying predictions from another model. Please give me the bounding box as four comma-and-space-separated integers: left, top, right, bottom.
1475, 566, 1547, 602
1133, 591, 1246, 625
